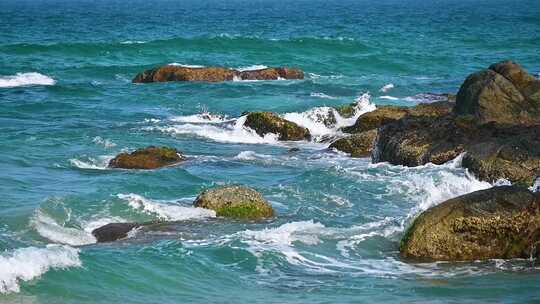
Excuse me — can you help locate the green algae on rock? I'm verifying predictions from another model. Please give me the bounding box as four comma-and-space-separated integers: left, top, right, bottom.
329, 129, 378, 158
400, 186, 540, 261
193, 185, 273, 220
108, 146, 185, 170
244, 112, 311, 141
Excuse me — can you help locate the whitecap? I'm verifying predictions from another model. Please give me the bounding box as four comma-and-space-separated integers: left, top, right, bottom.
379, 83, 394, 93
170, 112, 230, 124
144, 116, 280, 145
530, 177, 540, 192
0, 245, 81, 294
0, 73, 55, 88
117, 193, 216, 221
310, 92, 338, 99
167, 63, 205, 68
379, 95, 399, 100
282, 92, 376, 138
120, 40, 145, 44
92, 136, 116, 148
236, 65, 268, 72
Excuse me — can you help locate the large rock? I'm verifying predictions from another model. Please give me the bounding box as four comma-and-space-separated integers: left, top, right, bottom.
92, 222, 140, 243
132, 66, 304, 83
462, 124, 540, 185
329, 129, 377, 158
400, 186, 540, 261
193, 185, 273, 220
244, 112, 311, 141
455, 61, 540, 125
109, 146, 185, 169
342, 101, 453, 134
374, 115, 465, 166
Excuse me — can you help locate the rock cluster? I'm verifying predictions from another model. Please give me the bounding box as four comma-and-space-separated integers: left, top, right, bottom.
132, 65, 304, 83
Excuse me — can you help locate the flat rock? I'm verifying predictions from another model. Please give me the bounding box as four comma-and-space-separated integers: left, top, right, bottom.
109, 146, 185, 170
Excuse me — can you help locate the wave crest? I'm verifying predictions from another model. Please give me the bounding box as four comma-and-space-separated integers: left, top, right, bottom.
0, 72, 55, 88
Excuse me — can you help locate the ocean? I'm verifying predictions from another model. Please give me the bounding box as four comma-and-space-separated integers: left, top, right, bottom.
1, 0, 539, 302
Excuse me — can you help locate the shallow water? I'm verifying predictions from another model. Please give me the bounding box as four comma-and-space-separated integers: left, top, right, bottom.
1, 0, 540, 302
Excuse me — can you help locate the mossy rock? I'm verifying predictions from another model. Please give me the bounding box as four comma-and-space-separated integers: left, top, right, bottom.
244, 112, 311, 141
193, 185, 274, 220
109, 146, 185, 169
329, 129, 377, 158
400, 186, 540, 261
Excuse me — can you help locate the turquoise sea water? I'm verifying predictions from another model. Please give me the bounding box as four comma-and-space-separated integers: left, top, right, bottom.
1, 0, 540, 302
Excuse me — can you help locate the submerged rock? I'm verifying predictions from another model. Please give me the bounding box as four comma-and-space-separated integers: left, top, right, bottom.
244, 112, 311, 141
193, 185, 273, 220
329, 129, 378, 158
400, 186, 540, 261
455, 60, 540, 125
132, 65, 304, 83
109, 146, 185, 170
92, 222, 140, 243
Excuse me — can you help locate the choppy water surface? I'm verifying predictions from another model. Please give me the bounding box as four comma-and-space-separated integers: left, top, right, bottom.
1, 0, 540, 302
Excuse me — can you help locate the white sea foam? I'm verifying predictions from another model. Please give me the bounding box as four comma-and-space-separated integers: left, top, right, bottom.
236, 65, 268, 72
530, 178, 540, 192
120, 40, 145, 44
31, 211, 97, 246
168, 63, 205, 68
170, 112, 230, 124
310, 92, 338, 99
379, 83, 394, 92
0, 245, 81, 294
0, 73, 55, 88
145, 115, 280, 145
282, 93, 376, 138
92, 136, 116, 148
117, 193, 216, 221
379, 95, 399, 100
69, 155, 113, 170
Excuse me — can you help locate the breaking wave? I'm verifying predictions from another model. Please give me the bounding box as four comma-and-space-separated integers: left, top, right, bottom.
117, 193, 216, 221
0, 245, 81, 294
0, 72, 56, 88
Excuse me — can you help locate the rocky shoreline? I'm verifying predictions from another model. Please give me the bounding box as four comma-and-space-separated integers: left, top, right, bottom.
92, 60, 540, 262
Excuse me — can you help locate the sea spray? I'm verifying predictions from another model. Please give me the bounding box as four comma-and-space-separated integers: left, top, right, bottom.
0, 245, 81, 294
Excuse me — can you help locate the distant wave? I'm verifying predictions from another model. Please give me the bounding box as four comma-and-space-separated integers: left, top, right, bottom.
310, 92, 338, 99
0, 245, 81, 294
380, 93, 450, 103
168, 62, 206, 68
0, 72, 55, 88
379, 83, 394, 93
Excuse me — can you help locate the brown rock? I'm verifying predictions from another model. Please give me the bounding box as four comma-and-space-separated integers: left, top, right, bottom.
109, 146, 185, 170
329, 129, 378, 158
244, 112, 311, 141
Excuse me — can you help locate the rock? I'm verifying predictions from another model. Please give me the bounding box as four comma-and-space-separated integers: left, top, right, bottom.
334, 103, 357, 118
109, 146, 185, 170
92, 222, 140, 243
462, 124, 540, 186
343, 101, 453, 134
237, 67, 304, 81
374, 115, 465, 166
193, 185, 273, 220
400, 186, 540, 261
342, 105, 408, 134
133, 66, 304, 83
455, 61, 540, 125
244, 112, 311, 141
329, 129, 378, 158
